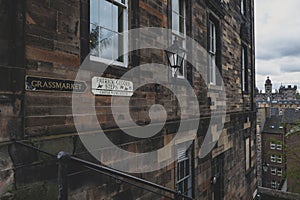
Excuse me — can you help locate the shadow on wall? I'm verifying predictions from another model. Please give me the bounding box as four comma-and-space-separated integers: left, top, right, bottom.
0, 146, 14, 197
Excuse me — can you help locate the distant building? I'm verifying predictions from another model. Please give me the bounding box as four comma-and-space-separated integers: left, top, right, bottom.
256, 77, 300, 112
260, 108, 300, 193
261, 116, 285, 190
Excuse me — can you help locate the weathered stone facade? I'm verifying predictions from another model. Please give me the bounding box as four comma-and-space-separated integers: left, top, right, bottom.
0, 0, 256, 199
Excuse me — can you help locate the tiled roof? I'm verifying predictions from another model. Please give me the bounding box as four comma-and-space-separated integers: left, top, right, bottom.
283, 108, 300, 124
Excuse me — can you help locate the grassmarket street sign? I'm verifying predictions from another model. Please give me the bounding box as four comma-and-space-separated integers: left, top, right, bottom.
26, 76, 87, 93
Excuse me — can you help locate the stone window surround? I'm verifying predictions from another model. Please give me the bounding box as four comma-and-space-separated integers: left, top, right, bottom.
270, 167, 276, 175
270, 154, 276, 163
207, 11, 222, 86
270, 142, 276, 150
277, 168, 282, 176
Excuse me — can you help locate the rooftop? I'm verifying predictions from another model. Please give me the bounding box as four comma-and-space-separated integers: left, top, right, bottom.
262, 116, 284, 134
283, 108, 300, 124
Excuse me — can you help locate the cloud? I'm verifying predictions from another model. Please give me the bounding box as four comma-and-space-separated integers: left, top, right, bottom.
256, 59, 281, 76
256, 41, 300, 60
255, 0, 300, 90
281, 66, 300, 73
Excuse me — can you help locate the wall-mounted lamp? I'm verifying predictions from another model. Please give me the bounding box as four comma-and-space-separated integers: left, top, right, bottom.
164, 39, 186, 77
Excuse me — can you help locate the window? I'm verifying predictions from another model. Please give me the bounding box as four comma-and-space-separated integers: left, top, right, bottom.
241, 46, 248, 92
208, 19, 216, 84
90, 0, 128, 66
277, 144, 282, 150
270, 155, 276, 163
171, 0, 186, 78
245, 137, 250, 171
277, 168, 282, 176
177, 148, 193, 197
207, 12, 221, 85
270, 142, 276, 150
271, 180, 277, 189
271, 167, 276, 175
277, 155, 282, 163
241, 0, 246, 16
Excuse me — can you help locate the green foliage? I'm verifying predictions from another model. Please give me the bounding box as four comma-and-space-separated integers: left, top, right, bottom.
284, 124, 300, 193
89, 25, 112, 54
90, 25, 99, 51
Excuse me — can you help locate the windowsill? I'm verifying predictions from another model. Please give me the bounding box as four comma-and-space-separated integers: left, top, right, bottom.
90, 55, 127, 68
242, 91, 250, 96
208, 84, 223, 91
172, 74, 185, 79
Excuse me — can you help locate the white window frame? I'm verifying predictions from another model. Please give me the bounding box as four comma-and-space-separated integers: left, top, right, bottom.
277, 168, 282, 176
209, 19, 216, 85
241, 0, 245, 15
270, 142, 276, 150
171, 0, 186, 79
277, 144, 282, 150
90, 0, 128, 67
277, 155, 282, 163
271, 167, 276, 175
177, 148, 192, 197
271, 180, 277, 189
270, 155, 276, 163
241, 46, 247, 91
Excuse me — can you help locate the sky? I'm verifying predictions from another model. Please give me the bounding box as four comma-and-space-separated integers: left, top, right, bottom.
255, 0, 300, 92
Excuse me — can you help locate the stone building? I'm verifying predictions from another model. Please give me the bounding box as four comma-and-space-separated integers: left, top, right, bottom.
0, 0, 256, 199
260, 108, 300, 194
256, 77, 300, 110
261, 116, 285, 190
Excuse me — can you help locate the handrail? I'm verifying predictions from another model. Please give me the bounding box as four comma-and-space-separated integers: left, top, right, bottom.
15, 141, 194, 200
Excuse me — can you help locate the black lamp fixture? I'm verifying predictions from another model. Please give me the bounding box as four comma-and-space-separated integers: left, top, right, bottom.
165, 38, 186, 75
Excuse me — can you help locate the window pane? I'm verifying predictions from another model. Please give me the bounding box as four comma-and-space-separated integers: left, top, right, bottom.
118, 6, 124, 32
117, 33, 124, 62
90, 0, 99, 26
99, 28, 114, 60
172, 0, 179, 13
112, 3, 120, 32
185, 160, 189, 176
179, 0, 184, 16
90, 0, 126, 64
209, 21, 216, 53
90, 25, 100, 56
178, 182, 183, 193
172, 12, 179, 32
209, 55, 216, 84
180, 161, 184, 179
179, 16, 185, 34
100, 0, 112, 30
112, 33, 124, 62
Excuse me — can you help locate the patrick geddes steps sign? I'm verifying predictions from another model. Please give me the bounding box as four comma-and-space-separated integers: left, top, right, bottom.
91, 77, 133, 97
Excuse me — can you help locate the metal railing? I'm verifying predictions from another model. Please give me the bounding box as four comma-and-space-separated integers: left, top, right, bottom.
15, 141, 194, 200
